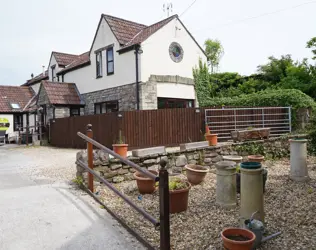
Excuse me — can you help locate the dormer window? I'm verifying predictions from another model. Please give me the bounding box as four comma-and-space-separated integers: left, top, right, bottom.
106, 47, 114, 75
96, 51, 102, 78
51, 65, 56, 81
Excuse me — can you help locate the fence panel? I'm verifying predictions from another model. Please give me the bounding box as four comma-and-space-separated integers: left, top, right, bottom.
50, 108, 205, 149
50, 106, 291, 149
205, 107, 291, 140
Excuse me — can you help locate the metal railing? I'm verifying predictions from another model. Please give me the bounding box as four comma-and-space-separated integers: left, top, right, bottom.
17, 122, 43, 146
205, 107, 292, 140
76, 124, 170, 250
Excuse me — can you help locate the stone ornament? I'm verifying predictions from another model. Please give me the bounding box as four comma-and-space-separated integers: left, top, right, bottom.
169, 42, 184, 63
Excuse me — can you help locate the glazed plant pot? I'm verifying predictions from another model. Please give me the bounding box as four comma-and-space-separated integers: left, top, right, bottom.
184, 164, 209, 185
112, 144, 128, 157
205, 134, 218, 146
169, 182, 191, 213
134, 170, 158, 194
221, 227, 256, 250
248, 155, 264, 163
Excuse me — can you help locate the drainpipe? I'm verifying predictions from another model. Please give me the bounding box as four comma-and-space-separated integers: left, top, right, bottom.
134, 45, 143, 110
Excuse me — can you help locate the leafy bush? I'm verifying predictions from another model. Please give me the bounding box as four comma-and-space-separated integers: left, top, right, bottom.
200, 89, 316, 111
200, 89, 316, 129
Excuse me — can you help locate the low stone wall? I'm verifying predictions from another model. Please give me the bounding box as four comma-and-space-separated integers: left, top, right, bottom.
76, 134, 306, 183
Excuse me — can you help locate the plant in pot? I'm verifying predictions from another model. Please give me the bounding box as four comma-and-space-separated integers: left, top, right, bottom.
221, 227, 256, 250
112, 130, 128, 157
204, 125, 218, 146
134, 170, 158, 194
169, 178, 191, 213
185, 150, 209, 185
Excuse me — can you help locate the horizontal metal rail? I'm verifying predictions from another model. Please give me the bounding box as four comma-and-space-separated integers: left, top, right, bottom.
77, 132, 159, 181
205, 113, 290, 118
76, 159, 159, 226
206, 107, 290, 111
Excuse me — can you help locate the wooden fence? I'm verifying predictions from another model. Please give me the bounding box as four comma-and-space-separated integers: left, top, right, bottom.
50, 108, 206, 149
49, 106, 293, 149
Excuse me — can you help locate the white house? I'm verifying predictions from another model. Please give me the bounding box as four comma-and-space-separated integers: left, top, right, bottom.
0, 86, 36, 142
20, 13, 207, 124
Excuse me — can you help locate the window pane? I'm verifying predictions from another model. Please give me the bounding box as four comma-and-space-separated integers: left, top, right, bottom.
106, 102, 118, 112
95, 104, 101, 114
107, 48, 113, 61
96, 52, 102, 77
101, 103, 107, 113
107, 61, 114, 73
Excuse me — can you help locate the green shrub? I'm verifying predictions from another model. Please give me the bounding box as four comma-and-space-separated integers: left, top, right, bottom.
201, 89, 316, 110
200, 89, 316, 129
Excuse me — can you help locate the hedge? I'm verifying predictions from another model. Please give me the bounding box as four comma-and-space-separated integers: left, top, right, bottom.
200, 89, 316, 110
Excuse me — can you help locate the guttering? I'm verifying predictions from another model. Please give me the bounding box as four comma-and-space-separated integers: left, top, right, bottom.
134, 45, 141, 110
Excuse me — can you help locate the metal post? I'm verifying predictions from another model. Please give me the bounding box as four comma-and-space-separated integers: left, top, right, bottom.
288, 107, 292, 133
234, 109, 237, 131
18, 127, 21, 145
87, 124, 94, 193
39, 122, 42, 144
26, 124, 29, 146
159, 158, 170, 250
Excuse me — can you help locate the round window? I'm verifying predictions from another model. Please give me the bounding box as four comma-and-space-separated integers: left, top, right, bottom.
169, 42, 184, 63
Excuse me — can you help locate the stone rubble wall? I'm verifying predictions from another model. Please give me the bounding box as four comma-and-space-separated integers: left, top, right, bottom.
75, 135, 305, 184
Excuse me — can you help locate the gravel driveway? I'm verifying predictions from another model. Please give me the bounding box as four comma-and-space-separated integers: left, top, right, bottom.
0, 145, 145, 250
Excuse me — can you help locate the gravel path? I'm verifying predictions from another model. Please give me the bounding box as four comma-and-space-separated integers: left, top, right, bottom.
16, 146, 78, 182
1, 145, 146, 250
96, 157, 316, 250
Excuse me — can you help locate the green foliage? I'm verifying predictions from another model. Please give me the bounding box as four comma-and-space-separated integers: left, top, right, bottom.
72, 176, 84, 189
201, 89, 316, 110
232, 141, 288, 160
307, 114, 316, 155
197, 150, 205, 166
169, 178, 188, 191
116, 130, 125, 144
204, 39, 224, 73
200, 89, 316, 129
306, 37, 316, 60
193, 59, 213, 105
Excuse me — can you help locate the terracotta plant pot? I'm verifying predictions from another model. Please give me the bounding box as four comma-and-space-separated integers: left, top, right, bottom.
134, 170, 158, 194
112, 144, 128, 157
184, 165, 209, 185
221, 228, 256, 250
248, 155, 264, 163
169, 182, 191, 213
205, 134, 218, 146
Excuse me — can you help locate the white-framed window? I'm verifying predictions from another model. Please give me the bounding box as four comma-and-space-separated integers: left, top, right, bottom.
96, 51, 102, 78
106, 47, 114, 75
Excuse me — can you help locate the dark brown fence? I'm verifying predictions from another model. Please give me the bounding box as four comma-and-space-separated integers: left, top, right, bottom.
50, 108, 205, 149
50, 106, 292, 149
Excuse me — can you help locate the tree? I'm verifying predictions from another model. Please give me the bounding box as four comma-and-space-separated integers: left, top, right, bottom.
204, 39, 224, 73
306, 37, 316, 60
257, 54, 294, 85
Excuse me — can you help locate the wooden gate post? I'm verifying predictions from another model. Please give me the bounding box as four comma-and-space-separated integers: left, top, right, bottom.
87, 124, 94, 192
159, 157, 170, 250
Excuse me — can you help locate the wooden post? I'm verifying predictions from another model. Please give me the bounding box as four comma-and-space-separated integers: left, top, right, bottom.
87, 124, 94, 192
159, 157, 170, 250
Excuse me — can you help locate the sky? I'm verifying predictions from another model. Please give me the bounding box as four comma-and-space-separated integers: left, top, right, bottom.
0, 0, 315, 86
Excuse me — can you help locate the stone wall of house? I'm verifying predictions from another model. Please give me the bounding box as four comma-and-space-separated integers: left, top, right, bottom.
81, 83, 137, 115
138, 75, 197, 110
76, 135, 305, 184
139, 81, 157, 110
